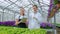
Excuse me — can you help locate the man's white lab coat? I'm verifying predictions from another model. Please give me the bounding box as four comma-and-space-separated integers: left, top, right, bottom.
28, 11, 42, 29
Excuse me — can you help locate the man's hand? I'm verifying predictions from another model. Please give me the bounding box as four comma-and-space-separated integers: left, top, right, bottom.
33, 17, 37, 20
33, 17, 40, 24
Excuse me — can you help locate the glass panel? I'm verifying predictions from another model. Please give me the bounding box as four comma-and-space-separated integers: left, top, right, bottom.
8, 4, 16, 9
3, 12, 14, 21
4, 9, 9, 13
56, 12, 60, 23
0, 12, 2, 21
43, 0, 50, 5
0, 8, 3, 12
0, 0, 11, 8
10, 0, 17, 2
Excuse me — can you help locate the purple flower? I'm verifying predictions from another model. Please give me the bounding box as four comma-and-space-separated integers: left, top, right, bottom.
0, 22, 4, 25
47, 23, 52, 27
0, 22, 2, 25
40, 22, 47, 27
3, 21, 15, 26
40, 22, 54, 28
47, 23, 54, 28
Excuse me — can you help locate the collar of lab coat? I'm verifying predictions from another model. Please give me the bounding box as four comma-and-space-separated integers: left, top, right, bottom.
33, 10, 39, 14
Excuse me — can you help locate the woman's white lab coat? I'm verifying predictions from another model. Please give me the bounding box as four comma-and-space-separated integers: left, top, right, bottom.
28, 12, 42, 29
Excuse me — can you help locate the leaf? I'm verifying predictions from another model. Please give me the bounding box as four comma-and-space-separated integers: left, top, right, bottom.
20, 18, 27, 23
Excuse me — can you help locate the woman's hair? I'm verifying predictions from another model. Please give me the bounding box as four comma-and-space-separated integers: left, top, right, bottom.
20, 7, 24, 10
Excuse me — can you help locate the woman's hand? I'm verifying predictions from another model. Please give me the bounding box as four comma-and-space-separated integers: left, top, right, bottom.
25, 19, 28, 26
15, 19, 20, 25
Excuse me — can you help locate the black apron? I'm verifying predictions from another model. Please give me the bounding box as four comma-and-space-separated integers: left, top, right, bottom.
18, 16, 27, 28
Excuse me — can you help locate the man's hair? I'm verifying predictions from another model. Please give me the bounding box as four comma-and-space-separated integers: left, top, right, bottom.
33, 5, 38, 8
57, 0, 60, 4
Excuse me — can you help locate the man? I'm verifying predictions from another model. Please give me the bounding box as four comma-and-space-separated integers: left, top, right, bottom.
28, 5, 42, 29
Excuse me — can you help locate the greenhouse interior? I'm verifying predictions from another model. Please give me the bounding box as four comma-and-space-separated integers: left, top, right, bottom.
0, 0, 60, 34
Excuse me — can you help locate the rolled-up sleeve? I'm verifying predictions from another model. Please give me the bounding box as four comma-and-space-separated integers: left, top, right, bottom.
15, 15, 19, 19
36, 13, 42, 23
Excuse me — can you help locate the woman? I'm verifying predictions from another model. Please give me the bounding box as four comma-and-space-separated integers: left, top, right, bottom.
15, 7, 27, 28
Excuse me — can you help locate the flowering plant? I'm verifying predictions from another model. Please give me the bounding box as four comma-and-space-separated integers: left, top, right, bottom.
0, 21, 15, 26
40, 22, 54, 29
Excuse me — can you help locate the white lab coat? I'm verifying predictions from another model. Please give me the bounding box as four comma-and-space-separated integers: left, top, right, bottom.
28, 11, 42, 29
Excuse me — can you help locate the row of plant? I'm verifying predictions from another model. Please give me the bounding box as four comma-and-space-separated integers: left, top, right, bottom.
0, 26, 46, 34
40, 22, 54, 29
0, 21, 54, 29
0, 21, 15, 26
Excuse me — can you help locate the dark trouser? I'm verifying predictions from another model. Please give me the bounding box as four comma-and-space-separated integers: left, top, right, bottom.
18, 22, 27, 28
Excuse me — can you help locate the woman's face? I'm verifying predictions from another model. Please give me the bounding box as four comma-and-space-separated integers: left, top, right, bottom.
20, 8, 25, 15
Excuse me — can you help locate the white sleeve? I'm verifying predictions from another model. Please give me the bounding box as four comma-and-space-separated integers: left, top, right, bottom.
39, 14, 42, 22
36, 13, 42, 22
24, 13, 28, 18
15, 15, 20, 19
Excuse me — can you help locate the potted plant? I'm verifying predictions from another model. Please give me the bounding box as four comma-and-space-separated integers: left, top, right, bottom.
40, 22, 53, 29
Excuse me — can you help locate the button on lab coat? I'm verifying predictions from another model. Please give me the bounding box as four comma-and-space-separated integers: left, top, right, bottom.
28, 12, 42, 29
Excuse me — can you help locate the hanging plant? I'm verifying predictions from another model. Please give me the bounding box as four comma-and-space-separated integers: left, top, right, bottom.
54, 0, 58, 5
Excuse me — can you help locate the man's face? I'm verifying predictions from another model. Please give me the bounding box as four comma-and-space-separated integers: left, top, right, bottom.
33, 6, 38, 12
